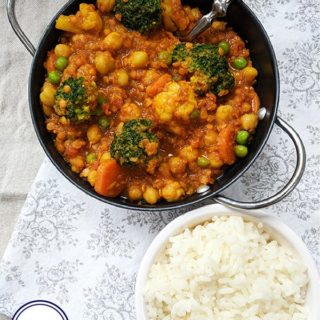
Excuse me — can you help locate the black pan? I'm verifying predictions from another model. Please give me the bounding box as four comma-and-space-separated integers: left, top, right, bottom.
7, 0, 306, 211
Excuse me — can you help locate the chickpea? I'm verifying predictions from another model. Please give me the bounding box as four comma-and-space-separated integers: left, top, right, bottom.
204, 130, 218, 146
87, 124, 102, 144
242, 66, 258, 83
100, 152, 111, 162
161, 181, 185, 202
40, 86, 57, 107
179, 146, 198, 163
143, 186, 159, 204
46, 122, 55, 131
129, 51, 149, 68
242, 102, 252, 113
55, 140, 65, 153
208, 154, 224, 169
59, 116, 69, 125
240, 113, 258, 132
81, 168, 90, 178
103, 32, 123, 50
54, 44, 71, 57
128, 185, 143, 201
70, 156, 85, 173
57, 132, 66, 140
158, 162, 171, 176
168, 157, 186, 175
97, 0, 115, 13
88, 170, 97, 186
216, 105, 233, 124
94, 52, 115, 75
115, 69, 129, 86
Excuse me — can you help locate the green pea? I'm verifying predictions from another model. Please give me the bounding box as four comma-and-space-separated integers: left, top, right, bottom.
218, 40, 230, 54
48, 71, 61, 84
197, 156, 210, 167
236, 130, 250, 145
158, 51, 172, 64
234, 145, 248, 158
55, 57, 68, 71
233, 57, 247, 69
190, 110, 200, 119
91, 81, 97, 88
86, 153, 97, 163
98, 116, 110, 129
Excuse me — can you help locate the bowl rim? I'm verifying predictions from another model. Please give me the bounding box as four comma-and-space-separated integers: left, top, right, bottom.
135, 204, 320, 320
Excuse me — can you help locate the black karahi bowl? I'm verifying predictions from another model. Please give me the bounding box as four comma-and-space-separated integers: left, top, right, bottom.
7, 0, 306, 211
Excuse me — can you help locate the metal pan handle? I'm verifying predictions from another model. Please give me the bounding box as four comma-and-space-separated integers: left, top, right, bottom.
7, 0, 36, 56
214, 116, 306, 209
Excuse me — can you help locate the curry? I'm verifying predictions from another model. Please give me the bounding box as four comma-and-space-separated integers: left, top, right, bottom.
40, 0, 260, 204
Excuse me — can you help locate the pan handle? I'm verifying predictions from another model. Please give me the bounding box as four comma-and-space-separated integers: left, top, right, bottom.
7, 0, 36, 56
214, 116, 306, 209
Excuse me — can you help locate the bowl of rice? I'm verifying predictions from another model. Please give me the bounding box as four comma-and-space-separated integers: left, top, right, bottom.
135, 204, 320, 320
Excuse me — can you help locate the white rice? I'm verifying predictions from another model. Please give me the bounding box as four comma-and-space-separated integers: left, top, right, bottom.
144, 216, 309, 320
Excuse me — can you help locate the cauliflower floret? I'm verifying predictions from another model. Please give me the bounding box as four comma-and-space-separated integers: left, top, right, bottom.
161, 0, 201, 32
161, 0, 189, 32
79, 4, 103, 31
152, 81, 197, 122
56, 3, 102, 33
153, 83, 177, 122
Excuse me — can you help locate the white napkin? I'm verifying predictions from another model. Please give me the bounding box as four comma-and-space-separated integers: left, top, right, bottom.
1, 0, 319, 318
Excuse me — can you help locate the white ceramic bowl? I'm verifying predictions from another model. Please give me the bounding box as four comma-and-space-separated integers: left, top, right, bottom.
135, 204, 320, 320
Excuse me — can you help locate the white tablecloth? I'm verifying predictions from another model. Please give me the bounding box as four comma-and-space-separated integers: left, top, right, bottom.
0, 0, 319, 318
0, 0, 70, 257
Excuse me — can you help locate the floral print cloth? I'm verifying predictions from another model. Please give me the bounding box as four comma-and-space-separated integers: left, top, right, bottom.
0, 0, 319, 318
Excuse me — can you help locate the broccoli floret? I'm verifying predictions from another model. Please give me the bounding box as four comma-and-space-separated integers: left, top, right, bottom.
171, 43, 234, 96
54, 77, 92, 122
171, 43, 188, 62
110, 119, 159, 167
114, 0, 161, 33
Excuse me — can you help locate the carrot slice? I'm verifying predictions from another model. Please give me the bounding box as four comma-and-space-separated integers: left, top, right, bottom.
94, 159, 125, 197
218, 126, 236, 165
146, 74, 172, 97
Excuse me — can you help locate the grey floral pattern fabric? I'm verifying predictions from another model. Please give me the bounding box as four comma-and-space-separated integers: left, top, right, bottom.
34, 259, 83, 304
83, 264, 136, 320
87, 209, 137, 259
0, 0, 319, 318
12, 179, 84, 258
